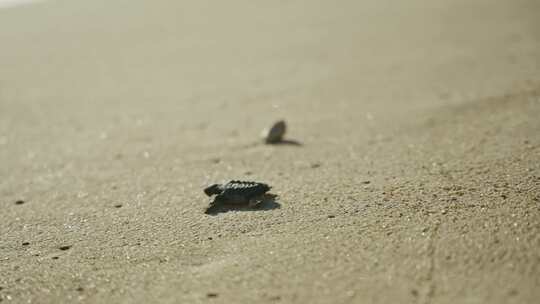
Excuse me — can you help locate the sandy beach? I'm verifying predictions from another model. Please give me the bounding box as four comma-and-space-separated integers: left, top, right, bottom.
1, 0, 539, 303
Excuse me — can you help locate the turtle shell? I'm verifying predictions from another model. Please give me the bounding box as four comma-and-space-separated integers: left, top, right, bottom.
219, 180, 270, 200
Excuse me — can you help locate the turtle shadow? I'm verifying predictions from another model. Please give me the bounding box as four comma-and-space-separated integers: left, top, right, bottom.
266, 139, 303, 146
204, 194, 281, 216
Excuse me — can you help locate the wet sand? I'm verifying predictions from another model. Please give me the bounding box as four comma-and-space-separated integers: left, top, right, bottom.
1, 0, 539, 303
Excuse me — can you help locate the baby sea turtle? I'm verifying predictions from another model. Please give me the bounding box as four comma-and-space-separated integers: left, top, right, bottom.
204, 180, 271, 214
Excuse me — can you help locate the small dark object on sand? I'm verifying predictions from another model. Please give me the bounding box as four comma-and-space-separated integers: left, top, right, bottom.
262, 120, 286, 143
14, 200, 25, 205
261, 120, 302, 146
204, 180, 271, 214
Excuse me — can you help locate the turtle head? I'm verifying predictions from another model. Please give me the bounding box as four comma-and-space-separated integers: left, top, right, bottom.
204, 184, 222, 196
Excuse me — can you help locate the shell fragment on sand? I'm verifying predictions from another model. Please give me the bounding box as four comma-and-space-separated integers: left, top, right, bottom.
262, 120, 287, 143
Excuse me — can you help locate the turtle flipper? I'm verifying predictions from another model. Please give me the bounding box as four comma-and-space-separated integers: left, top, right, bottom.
248, 197, 264, 208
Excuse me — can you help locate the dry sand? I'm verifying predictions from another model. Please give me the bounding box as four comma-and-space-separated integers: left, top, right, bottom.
1, 0, 539, 303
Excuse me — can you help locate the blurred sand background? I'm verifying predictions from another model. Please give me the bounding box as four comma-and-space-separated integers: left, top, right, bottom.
1, 0, 539, 303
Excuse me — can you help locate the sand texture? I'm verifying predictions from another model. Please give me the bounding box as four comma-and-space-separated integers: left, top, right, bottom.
1, 0, 539, 303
